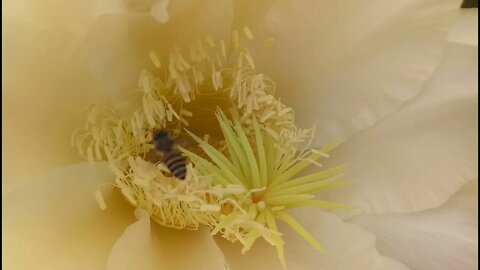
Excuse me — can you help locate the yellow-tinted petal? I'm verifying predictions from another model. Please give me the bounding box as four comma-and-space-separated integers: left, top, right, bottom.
3, 163, 135, 269
351, 180, 478, 270
107, 210, 229, 270
321, 42, 477, 215
2, 0, 149, 32
3, 19, 109, 192
234, 0, 461, 146
448, 8, 478, 46
217, 209, 408, 270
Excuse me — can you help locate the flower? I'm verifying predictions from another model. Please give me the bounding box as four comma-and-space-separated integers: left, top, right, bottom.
3, 1, 477, 270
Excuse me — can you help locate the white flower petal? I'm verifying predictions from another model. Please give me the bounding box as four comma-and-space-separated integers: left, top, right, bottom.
321, 42, 478, 215
350, 180, 478, 270
85, 0, 233, 96
235, 0, 461, 145
3, 163, 135, 269
2, 0, 148, 32
217, 209, 409, 270
107, 210, 228, 270
448, 8, 478, 46
3, 19, 111, 193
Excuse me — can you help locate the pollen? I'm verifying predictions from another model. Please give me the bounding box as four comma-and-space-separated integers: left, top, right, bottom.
73, 29, 351, 269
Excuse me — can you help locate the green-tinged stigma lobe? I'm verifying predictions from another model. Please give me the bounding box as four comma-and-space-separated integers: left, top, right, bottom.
183, 110, 353, 268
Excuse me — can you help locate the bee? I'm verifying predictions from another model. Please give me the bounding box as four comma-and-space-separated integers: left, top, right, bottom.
153, 130, 187, 180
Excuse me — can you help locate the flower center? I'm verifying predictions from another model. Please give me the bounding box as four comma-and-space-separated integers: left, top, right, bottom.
74, 29, 351, 269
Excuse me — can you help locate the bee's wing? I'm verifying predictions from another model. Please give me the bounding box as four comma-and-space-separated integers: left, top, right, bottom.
174, 132, 199, 149
145, 147, 163, 163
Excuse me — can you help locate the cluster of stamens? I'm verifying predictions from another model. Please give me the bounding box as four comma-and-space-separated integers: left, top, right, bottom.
73, 29, 349, 268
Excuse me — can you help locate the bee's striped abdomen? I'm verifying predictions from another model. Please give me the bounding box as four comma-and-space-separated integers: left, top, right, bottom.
163, 150, 187, 180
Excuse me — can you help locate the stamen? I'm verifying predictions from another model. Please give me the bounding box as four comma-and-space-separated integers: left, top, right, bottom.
243, 27, 254, 39
95, 189, 107, 210
205, 35, 216, 47
149, 50, 162, 68
264, 38, 275, 46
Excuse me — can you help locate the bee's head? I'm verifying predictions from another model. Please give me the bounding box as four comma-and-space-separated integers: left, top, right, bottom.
153, 130, 174, 151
